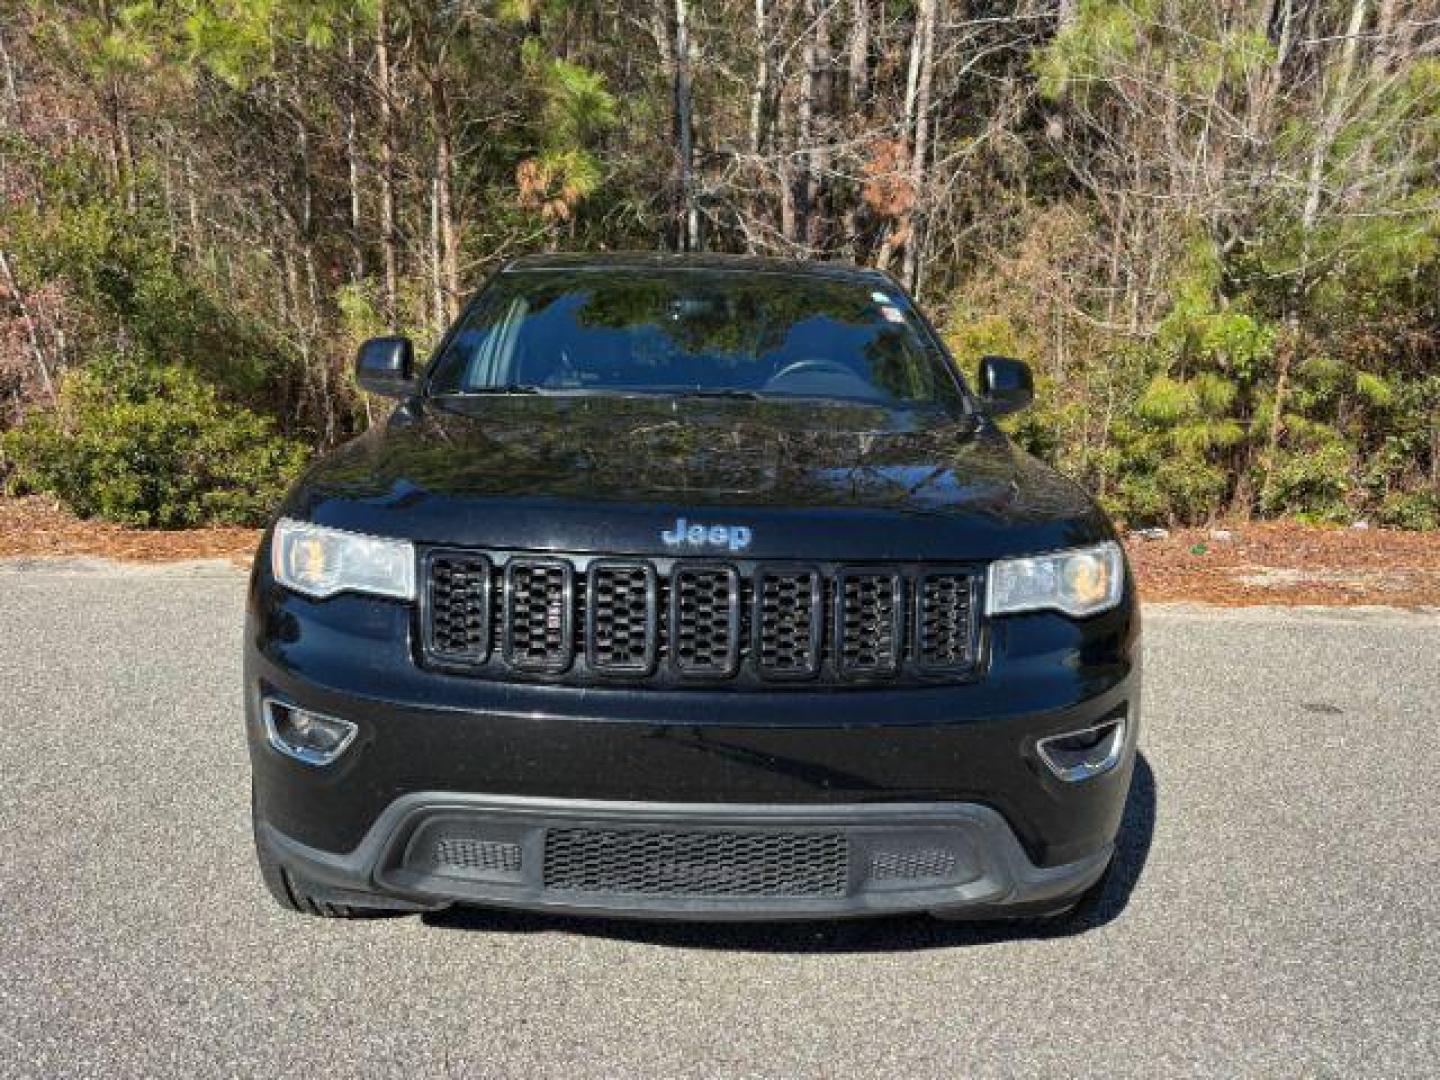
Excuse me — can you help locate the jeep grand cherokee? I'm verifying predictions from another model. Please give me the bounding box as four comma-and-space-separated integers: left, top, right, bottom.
246, 253, 1139, 922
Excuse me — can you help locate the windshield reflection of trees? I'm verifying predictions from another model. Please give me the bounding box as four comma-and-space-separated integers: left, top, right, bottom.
437, 270, 952, 404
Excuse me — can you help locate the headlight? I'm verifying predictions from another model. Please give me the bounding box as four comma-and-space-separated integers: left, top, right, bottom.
271, 517, 416, 601
987, 541, 1124, 618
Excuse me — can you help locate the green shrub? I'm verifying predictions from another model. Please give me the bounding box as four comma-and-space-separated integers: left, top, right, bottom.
1, 357, 308, 528
1112, 453, 1230, 526
1261, 441, 1354, 523
1376, 492, 1440, 531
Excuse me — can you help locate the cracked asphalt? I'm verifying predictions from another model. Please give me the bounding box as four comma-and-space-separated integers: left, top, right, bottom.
0, 562, 1436, 1077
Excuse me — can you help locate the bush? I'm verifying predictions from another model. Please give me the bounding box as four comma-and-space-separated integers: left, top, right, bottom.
1376, 492, 1440, 531
1, 357, 308, 527
1261, 441, 1354, 524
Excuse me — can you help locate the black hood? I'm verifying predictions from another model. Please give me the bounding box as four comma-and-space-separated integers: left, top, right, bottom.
283, 397, 1111, 560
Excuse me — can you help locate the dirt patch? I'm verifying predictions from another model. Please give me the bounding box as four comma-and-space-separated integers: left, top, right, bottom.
1123, 521, 1440, 608
0, 495, 259, 567
2, 496, 1437, 607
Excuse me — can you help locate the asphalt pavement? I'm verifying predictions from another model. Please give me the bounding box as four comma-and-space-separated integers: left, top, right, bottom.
0, 560, 1436, 1078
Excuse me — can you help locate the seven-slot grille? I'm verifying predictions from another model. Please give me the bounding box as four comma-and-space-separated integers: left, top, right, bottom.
421, 550, 980, 686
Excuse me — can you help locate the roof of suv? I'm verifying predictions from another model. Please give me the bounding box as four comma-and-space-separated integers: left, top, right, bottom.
501, 251, 895, 285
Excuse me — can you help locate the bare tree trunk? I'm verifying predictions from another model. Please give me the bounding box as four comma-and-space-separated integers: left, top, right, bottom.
109, 83, 134, 209
98, 0, 135, 212
275, 238, 294, 332
673, 0, 699, 250
1373, 0, 1416, 77
184, 153, 202, 255
877, 0, 935, 273
845, 0, 873, 255
796, 4, 816, 250
1430, 420, 1439, 491
803, 0, 832, 253
848, 0, 869, 112
778, 84, 799, 246
0, 249, 57, 403
903, 0, 926, 128
374, 0, 400, 322
1263, 0, 1368, 512
749, 0, 772, 155
1300, 0, 1367, 232
901, 0, 937, 288
303, 246, 335, 443
290, 99, 337, 443
430, 75, 461, 323
344, 32, 364, 284
1373, 0, 1399, 66
296, 112, 313, 259
0, 26, 18, 120
160, 139, 178, 252
429, 172, 445, 335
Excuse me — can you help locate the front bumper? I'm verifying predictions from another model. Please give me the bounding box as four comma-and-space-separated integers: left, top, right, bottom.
255, 794, 1115, 920
246, 566, 1140, 918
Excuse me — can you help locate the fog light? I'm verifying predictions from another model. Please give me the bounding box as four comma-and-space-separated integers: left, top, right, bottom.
263, 699, 358, 766
1037, 718, 1126, 782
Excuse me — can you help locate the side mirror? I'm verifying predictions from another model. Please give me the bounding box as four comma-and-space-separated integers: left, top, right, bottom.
356, 336, 415, 399
977, 355, 1033, 416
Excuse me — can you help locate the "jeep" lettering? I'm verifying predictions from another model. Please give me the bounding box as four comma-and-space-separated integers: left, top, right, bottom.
660, 517, 753, 553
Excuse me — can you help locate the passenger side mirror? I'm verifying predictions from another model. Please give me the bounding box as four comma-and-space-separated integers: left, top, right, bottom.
356, 336, 415, 399
976, 355, 1033, 416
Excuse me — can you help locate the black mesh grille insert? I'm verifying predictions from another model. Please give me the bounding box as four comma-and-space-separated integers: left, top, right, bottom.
837, 573, 902, 675
670, 567, 740, 676
587, 562, 657, 673
916, 574, 975, 670
435, 838, 523, 874
755, 571, 822, 677
504, 560, 573, 672
425, 553, 491, 662
543, 828, 849, 897
869, 848, 958, 880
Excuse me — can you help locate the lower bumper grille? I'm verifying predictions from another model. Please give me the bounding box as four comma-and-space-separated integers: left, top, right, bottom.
542, 828, 849, 898
350, 796, 1087, 918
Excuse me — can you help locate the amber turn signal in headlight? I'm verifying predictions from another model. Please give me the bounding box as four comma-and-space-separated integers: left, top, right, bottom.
271, 517, 416, 601
986, 541, 1124, 618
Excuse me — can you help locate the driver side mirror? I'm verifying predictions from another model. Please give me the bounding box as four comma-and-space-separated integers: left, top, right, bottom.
977, 355, 1033, 416
356, 336, 415, 399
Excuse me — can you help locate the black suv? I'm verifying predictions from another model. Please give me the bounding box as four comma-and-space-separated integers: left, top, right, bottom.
247, 253, 1139, 923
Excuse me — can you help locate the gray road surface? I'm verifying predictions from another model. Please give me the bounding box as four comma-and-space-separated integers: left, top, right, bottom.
0, 562, 1436, 1078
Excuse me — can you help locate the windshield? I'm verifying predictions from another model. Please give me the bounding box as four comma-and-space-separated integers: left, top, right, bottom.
425, 268, 967, 411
